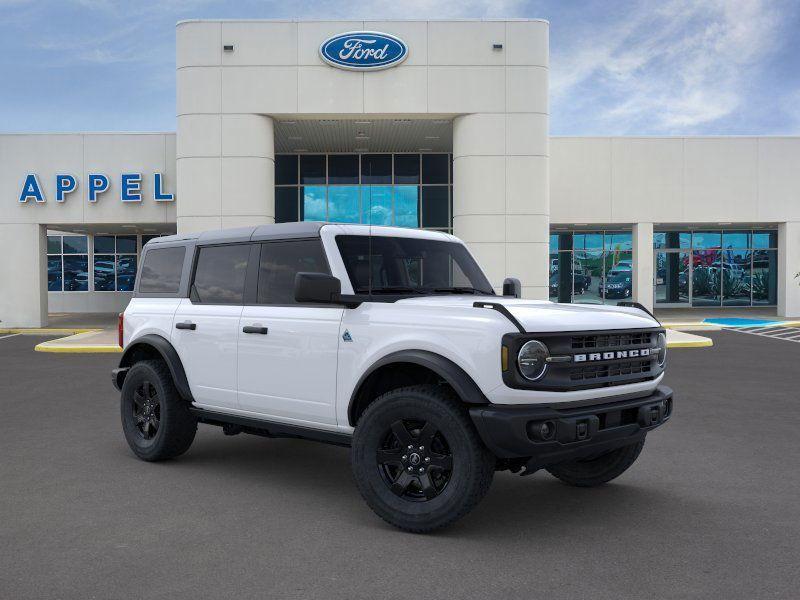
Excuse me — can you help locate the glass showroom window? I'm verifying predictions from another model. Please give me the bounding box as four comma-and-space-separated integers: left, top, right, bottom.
549, 231, 633, 306
47, 235, 89, 292
94, 235, 138, 292
654, 229, 777, 307
274, 153, 453, 232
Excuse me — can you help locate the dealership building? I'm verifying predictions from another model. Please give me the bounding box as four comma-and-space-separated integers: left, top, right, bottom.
1, 18, 799, 327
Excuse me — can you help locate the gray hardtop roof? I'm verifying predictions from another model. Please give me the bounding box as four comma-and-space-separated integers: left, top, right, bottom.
145, 222, 325, 247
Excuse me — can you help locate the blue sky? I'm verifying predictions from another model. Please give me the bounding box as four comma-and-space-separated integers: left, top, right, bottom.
1, 0, 798, 135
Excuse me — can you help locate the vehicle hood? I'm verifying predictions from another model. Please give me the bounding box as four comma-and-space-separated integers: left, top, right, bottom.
395, 296, 659, 332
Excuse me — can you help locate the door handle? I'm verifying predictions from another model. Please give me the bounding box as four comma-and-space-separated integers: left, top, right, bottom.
242, 325, 269, 335
175, 322, 196, 330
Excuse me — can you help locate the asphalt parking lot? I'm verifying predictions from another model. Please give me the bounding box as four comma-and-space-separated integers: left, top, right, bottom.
1, 331, 799, 599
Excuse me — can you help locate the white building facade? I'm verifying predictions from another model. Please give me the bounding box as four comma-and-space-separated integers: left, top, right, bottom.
0, 19, 798, 327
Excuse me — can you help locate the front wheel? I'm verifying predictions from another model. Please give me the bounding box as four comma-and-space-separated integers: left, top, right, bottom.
351, 385, 495, 533
545, 439, 645, 487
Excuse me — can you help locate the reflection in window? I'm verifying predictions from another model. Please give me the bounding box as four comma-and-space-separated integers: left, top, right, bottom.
302, 186, 327, 221
192, 244, 250, 304
327, 186, 359, 223
654, 229, 778, 307
362, 186, 393, 225
47, 235, 88, 292
93, 235, 138, 292
277, 153, 452, 233
394, 186, 419, 228
753, 249, 777, 305
48, 256, 62, 291
549, 231, 635, 306
64, 255, 89, 291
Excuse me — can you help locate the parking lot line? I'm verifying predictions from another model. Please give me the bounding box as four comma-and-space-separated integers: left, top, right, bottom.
0, 333, 21, 341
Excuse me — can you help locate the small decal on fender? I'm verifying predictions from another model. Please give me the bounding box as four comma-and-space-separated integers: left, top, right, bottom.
342, 330, 353, 342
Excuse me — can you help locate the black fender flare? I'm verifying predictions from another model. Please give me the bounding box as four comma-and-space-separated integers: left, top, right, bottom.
348, 349, 489, 426
116, 334, 193, 401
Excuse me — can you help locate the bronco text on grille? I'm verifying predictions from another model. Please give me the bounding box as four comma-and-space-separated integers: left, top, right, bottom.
501, 328, 665, 391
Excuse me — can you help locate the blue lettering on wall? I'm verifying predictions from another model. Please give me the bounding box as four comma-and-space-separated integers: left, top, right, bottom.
319, 31, 408, 71
18, 173, 174, 205
55, 174, 77, 202
153, 173, 174, 202
87, 173, 110, 203
19, 174, 45, 203
121, 173, 142, 202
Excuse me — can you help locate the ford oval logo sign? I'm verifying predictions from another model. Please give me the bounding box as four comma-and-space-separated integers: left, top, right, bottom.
319, 31, 408, 71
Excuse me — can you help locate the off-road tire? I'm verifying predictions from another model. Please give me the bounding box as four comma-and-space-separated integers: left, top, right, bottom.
351, 384, 495, 533
120, 360, 197, 462
546, 438, 645, 487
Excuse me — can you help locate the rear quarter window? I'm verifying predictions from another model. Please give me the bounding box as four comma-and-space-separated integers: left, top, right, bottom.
138, 247, 186, 294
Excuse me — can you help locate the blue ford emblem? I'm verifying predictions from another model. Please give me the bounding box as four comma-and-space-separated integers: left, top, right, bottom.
319, 31, 408, 71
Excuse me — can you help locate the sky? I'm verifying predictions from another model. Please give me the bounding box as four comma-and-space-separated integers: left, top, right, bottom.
0, 0, 798, 135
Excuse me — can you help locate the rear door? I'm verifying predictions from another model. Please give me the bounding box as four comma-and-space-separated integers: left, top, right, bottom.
172, 243, 254, 411
237, 239, 343, 426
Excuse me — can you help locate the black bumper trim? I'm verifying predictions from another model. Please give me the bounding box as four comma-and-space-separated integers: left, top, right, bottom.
470, 385, 673, 469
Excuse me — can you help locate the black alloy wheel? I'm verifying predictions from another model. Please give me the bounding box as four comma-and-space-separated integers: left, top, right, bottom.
132, 380, 161, 440
376, 419, 454, 501
120, 360, 197, 462
351, 384, 495, 533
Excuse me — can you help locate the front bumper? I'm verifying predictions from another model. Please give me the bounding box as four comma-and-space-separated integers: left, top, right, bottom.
470, 385, 673, 471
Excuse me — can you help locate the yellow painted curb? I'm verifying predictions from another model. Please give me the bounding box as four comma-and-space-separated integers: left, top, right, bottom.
34, 343, 122, 354
0, 328, 100, 335
667, 338, 714, 348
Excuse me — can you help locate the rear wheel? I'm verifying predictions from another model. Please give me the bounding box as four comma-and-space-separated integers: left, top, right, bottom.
546, 439, 645, 487
120, 360, 197, 462
351, 385, 494, 533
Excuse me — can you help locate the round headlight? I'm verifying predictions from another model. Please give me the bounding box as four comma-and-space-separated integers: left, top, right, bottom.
656, 332, 667, 367
517, 340, 549, 381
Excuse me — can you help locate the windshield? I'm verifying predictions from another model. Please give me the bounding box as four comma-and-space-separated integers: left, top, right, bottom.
335, 235, 494, 295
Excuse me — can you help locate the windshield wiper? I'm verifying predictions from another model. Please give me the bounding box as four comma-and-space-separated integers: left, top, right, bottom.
354, 286, 430, 295
432, 287, 492, 295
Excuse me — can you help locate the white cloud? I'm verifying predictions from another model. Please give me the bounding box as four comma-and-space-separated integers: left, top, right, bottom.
551, 0, 791, 133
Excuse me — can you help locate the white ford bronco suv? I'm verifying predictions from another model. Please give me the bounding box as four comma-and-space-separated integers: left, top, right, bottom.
113, 223, 672, 532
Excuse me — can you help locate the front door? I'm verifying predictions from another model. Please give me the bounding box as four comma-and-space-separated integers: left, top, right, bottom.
237, 239, 343, 426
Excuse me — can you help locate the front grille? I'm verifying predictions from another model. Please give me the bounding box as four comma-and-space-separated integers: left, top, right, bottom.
502, 327, 665, 392
570, 359, 652, 382
571, 332, 653, 350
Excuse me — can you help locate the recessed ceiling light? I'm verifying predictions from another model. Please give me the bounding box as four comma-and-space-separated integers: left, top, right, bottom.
355, 134, 370, 140
355, 120, 372, 125
121, 225, 137, 229
394, 119, 412, 124
425, 136, 440, 140
432, 119, 450, 124
293, 148, 308, 152
419, 147, 433, 152
320, 119, 338, 125
280, 120, 297, 125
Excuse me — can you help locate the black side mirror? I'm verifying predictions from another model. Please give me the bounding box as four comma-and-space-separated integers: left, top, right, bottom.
502, 277, 521, 298
295, 272, 342, 304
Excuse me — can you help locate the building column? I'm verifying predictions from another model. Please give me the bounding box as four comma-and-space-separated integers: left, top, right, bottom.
0, 224, 47, 327
177, 114, 275, 234
778, 221, 800, 318
453, 113, 549, 299
632, 222, 654, 312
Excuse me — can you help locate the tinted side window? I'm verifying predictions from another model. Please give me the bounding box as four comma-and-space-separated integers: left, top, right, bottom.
192, 244, 250, 304
139, 247, 186, 294
258, 240, 329, 305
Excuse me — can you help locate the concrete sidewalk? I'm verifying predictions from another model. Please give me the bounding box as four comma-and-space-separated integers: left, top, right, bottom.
33, 329, 121, 353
